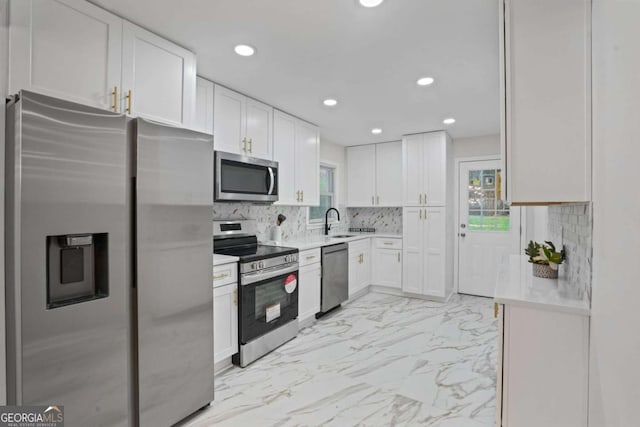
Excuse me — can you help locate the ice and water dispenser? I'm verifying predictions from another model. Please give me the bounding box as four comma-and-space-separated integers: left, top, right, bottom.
46, 233, 109, 308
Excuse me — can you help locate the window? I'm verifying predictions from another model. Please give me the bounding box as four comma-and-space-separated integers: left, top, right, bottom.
309, 165, 337, 224
467, 168, 510, 231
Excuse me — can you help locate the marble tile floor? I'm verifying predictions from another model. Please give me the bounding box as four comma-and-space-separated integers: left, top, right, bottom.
183, 292, 498, 427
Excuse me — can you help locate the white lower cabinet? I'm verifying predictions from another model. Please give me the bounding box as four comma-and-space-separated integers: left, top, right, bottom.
372, 238, 402, 289
213, 264, 238, 365
348, 239, 371, 297
402, 207, 452, 298
298, 263, 321, 326
496, 303, 589, 427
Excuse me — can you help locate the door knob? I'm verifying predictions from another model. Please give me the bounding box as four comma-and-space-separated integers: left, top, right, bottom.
461, 224, 466, 228
460, 233, 466, 238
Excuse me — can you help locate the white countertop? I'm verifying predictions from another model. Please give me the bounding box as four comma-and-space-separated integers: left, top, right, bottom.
213, 253, 239, 267
262, 233, 402, 251
494, 255, 590, 316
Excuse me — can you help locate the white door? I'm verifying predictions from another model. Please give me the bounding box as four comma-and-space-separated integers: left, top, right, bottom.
402, 207, 424, 294
423, 207, 446, 298
213, 284, 238, 363
213, 85, 246, 155
194, 77, 214, 134
9, 0, 122, 110
122, 21, 196, 126
273, 110, 298, 205
298, 264, 321, 322
375, 141, 403, 206
347, 145, 376, 206
403, 134, 424, 206
424, 132, 446, 206
294, 120, 320, 206
458, 160, 521, 297
245, 98, 273, 160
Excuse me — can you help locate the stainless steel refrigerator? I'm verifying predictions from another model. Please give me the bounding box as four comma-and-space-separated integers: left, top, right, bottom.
5, 91, 214, 426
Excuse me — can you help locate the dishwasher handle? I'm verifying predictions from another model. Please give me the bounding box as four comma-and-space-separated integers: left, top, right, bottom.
322, 243, 348, 254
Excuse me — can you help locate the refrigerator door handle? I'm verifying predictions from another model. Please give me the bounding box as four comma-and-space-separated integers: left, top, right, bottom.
267, 167, 275, 195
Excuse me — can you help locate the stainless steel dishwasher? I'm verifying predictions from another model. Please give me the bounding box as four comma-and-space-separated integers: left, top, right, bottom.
317, 243, 349, 317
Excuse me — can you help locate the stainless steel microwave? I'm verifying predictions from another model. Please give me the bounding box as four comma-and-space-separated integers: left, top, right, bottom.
215, 151, 279, 203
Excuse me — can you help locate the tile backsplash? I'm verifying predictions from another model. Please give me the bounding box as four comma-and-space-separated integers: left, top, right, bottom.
347, 207, 403, 235
547, 203, 593, 300
213, 203, 350, 242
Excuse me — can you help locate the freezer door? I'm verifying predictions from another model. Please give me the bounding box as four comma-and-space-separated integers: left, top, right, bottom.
5, 91, 130, 426
134, 119, 214, 426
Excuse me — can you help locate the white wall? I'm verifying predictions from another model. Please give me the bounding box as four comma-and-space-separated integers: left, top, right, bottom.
0, 0, 8, 405
320, 139, 347, 207
452, 134, 501, 158
589, 1, 640, 425
524, 206, 548, 243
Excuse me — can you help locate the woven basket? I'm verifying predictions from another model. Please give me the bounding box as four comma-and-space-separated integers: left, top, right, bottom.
532, 263, 558, 279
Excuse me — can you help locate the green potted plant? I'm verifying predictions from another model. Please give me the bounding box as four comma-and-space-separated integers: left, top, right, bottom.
525, 240, 566, 279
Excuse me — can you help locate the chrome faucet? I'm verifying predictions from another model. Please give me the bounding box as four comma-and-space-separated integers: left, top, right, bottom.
324, 208, 340, 235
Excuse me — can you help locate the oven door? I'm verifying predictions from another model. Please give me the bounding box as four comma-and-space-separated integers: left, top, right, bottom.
239, 267, 298, 344
215, 151, 278, 202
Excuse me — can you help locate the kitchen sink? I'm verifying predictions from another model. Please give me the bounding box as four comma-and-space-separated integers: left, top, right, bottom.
331, 234, 355, 238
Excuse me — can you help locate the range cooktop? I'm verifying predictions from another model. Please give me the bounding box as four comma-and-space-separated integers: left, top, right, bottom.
214, 243, 298, 263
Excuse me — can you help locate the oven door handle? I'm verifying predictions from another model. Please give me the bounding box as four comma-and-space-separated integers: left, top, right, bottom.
267, 167, 275, 195
241, 263, 298, 286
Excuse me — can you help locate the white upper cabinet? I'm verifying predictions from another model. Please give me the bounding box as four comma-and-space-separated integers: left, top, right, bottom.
376, 141, 403, 206
346, 141, 402, 207
501, 0, 591, 204
9, 0, 197, 127
294, 119, 320, 206
273, 110, 298, 205
194, 77, 214, 134
273, 110, 320, 206
402, 131, 451, 207
9, 0, 123, 110
346, 145, 376, 207
122, 21, 196, 127
213, 84, 273, 160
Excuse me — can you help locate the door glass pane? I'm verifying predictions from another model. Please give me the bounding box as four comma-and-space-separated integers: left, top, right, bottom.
255, 279, 293, 321
468, 168, 510, 231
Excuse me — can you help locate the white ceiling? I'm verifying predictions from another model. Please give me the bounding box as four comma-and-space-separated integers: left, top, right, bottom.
91, 0, 500, 145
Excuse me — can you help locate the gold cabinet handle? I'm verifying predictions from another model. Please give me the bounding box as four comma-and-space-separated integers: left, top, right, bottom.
383, 242, 393, 246
397, 252, 401, 262
213, 272, 229, 281
248, 138, 253, 153
111, 86, 118, 112
424, 193, 427, 205
419, 194, 422, 204
301, 190, 304, 202
419, 210, 422, 220
372, 196, 375, 205
376, 195, 380, 205
494, 303, 499, 318
305, 255, 316, 260
125, 89, 132, 114
242, 138, 247, 152
234, 289, 238, 306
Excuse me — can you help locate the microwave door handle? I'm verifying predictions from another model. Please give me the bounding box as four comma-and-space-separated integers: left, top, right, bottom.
267, 167, 275, 195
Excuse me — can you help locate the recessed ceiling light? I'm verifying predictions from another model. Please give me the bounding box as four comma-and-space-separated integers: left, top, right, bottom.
359, 0, 384, 7
443, 118, 456, 125
371, 128, 382, 135
323, 99, 338, 107
234, 44, 255, 57
417, 77, 435, 86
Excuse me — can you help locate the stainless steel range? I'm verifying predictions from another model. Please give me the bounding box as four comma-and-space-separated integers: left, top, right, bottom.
213, 220, 299, 367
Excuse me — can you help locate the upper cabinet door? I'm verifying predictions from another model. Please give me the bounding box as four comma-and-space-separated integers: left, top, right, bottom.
503, 0, 591, 203
375, 141, 403, 207
194, 77, 214, 134
294, 119, 320, 206
245, 98, 273, 160
213, 85, 246, 155
403, 134, 424, 206
9, 0, 122, 110
122, 21, 196, 127
423, 132, 447, 207
346, 145, 376, 207
273, 110, 298, 205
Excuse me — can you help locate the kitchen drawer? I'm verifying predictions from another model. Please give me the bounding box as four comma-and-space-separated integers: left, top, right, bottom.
348, 238, 371, 254
374, 237, 402, 250
299, 248, 321, 267
213, 262, 237, 288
